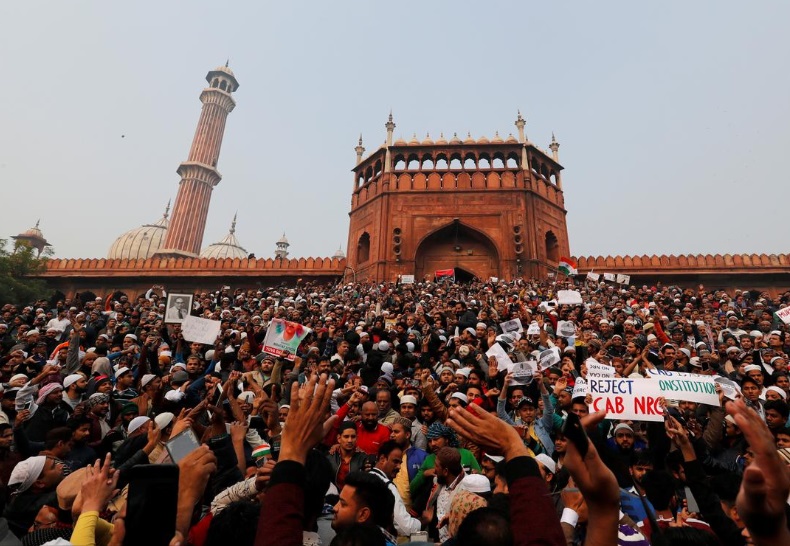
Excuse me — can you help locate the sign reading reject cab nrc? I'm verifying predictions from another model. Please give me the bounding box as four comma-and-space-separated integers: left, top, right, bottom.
588, 378, 665, 422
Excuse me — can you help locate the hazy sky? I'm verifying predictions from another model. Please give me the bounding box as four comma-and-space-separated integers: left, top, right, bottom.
1, 2, 788, 260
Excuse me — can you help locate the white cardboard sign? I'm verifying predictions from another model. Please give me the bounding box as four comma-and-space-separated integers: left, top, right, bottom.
487, 343, 513, 371
509, 361, 535, 386
588, 378, 665, 422
776, 306, 790, 326
500, 318, 524, 334
586, 272, 600, 282
572, 378, 588, 399
526, 321, 541, 335
616, 274, 631, 285
585, 358, 615, 379
557, 320, 576, 338
539, 347, 561, 369
557, 290, 583, 305
646, 369, 719, 406
181, 315, 222, 345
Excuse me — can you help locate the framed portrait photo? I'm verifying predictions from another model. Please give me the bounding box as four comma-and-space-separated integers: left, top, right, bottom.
164, 293, 193, 324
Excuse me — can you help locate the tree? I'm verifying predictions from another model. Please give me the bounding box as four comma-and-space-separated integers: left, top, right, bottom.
0, 238, 53, 305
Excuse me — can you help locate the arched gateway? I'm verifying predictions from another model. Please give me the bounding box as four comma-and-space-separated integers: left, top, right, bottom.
415, 222, 500, 282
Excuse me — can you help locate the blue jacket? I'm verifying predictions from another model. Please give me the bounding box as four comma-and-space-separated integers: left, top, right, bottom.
497, 392, 555, 456
404, 444, 428, 482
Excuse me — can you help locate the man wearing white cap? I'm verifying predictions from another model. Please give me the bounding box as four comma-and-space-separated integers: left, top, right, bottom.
113, 367, 137, 401
61, 374, 87, 411
5, 455, 64, 535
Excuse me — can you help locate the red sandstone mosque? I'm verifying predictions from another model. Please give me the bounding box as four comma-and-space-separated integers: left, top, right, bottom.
12, 65, 790, 297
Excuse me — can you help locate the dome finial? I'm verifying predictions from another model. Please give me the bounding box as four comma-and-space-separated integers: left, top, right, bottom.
164, 200, 171, 219
230, 212, 237, 234
35, 219, 40, 229
225, 58, 229, 68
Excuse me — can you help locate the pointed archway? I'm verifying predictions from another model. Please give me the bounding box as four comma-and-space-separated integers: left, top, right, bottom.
415, 221, 500, 282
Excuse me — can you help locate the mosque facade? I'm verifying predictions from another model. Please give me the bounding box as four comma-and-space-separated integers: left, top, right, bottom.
9, 64, 789, 298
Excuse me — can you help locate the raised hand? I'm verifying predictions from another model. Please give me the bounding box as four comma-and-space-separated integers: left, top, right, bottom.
446, 406, 527, 461
726, 398, 790, 543
279, 374, 336, 465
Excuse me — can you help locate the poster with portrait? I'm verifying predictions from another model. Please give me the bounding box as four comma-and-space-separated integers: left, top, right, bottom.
262, 318, 312, 361
164, 293, 193, 324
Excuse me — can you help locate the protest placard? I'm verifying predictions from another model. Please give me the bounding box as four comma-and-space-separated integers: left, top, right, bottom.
509, 361, 534, 386
557, 320, 576, 338
616, 274, 631, 285
557, 290, 583, 305
486, 342, 513, 371
586, 358, 615, 379
588, 378, 664, 422
646, 369, 719, 406
526, 321, 540, 335
586, 272, 600, 282
507, 360, 540, 376
181, 315, 221, 345
603, 273, 616, 282
385, 318, 397, 331
262, 318, 312, 361
500, 318, 523, 334
572, 378, 588, 399
776, 306, 790, 325
714, 377, 741, 400
539, 347, 561, 369
400, 274, 415, 285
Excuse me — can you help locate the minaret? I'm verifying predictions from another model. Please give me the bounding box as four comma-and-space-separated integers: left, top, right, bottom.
384, 111, 395, 173
515, 111, 530, 170
549, 133, 560, 162
514, 110, 526, 143
355, 134, 365, 165
157, 63, 239, 257
274, 233, 290, 260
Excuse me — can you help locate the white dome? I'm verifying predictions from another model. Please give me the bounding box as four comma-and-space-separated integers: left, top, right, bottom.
200, 215, 247, 260
333, 247, 345, 259
108, 209, 169, 260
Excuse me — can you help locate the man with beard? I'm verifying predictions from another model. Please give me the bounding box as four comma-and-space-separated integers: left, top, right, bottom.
354, 402, 391, 456
85, 393, 111, 455
331, 471, 394, 540
370, 440, 424, 538
61, 374, 87, 411
129, 373, 162, 417
397, 394, 427, 451
5, 455, 65, 536
17, 377, 69, 444
430, 446, 465, 543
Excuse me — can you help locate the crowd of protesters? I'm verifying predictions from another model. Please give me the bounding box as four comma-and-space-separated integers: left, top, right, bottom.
0, 277, 787, 546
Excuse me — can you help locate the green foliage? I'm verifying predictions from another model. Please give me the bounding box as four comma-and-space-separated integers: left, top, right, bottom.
0, 238, 52, 305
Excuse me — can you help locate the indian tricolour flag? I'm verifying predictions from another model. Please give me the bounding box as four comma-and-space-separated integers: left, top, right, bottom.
558, 257, 578, 276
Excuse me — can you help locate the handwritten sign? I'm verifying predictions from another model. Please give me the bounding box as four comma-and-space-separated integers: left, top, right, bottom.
776, 306, 790, 326
400, 274, 415, 285
487, 343, 513, 371
500, 318, 524, 335
586, 272, 600, 282
539, 347, 561, 369
588, 378, 664, 422
557, 320, 576, 338
557, 290, 583, 305
181, 316, 221, 345
586, 358, 615, 379
646, 369, 719, 406
616, 274, 631, 285
572, 378, 588, 399
262, 319, 312, 361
